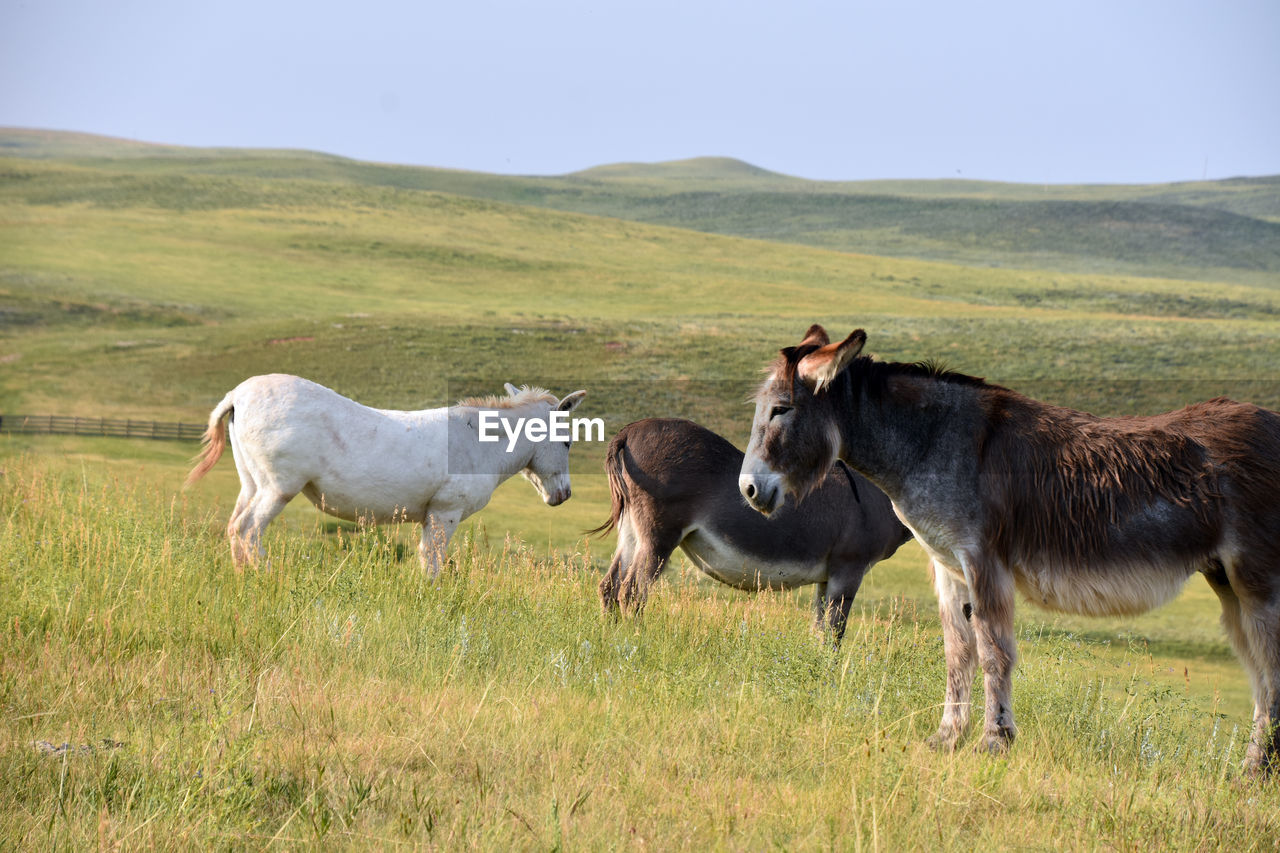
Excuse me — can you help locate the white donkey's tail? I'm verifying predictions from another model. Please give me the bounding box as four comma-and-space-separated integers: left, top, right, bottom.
184, 392, 236, 487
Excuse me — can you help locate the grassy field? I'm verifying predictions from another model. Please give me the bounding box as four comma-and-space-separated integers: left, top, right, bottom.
5, 127, 1279, 287
2, 132, 1280, 847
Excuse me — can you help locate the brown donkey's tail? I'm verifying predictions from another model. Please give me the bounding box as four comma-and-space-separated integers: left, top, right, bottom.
184, 392, 235, 487
585, 430, 629, 537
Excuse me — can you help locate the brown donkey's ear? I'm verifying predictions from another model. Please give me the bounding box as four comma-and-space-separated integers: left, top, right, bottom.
797, 329, 867, 393
799, 324, 830, 347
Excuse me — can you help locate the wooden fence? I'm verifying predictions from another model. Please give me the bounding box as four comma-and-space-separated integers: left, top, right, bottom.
0, 414, 205, 441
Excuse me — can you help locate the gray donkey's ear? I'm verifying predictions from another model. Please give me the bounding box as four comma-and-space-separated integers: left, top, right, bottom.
504, 382, 521, 396
797, 329, 867, 394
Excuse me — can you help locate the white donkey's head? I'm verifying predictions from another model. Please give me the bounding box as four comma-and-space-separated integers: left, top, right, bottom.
504, 382, 588, 506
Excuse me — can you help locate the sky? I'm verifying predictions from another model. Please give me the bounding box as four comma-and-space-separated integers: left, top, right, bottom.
2, 0, 1278, 184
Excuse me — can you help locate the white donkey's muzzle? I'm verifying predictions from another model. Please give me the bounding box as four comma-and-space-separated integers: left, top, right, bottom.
528, 470, 572, 506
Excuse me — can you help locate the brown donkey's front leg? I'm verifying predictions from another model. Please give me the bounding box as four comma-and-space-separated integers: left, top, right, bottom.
928, 561, 977, 751
967, 553, 1019, 753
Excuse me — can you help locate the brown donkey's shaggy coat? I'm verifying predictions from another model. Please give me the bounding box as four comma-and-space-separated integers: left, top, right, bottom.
739, 325, 1280, 774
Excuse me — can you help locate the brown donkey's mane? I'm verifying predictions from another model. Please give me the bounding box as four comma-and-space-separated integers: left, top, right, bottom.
772, 347, 994, 399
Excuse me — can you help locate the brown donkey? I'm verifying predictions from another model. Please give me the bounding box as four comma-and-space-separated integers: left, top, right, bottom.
593, 418, 910, 643
739, 325, 1280, 774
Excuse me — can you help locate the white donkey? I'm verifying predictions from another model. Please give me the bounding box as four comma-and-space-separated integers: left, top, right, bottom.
186, 375, 587, 571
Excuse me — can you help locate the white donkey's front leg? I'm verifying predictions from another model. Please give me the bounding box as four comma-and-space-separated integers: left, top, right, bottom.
420, 508, 462, 578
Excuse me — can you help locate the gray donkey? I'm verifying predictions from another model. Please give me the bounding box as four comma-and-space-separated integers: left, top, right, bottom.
741, 324, 1280, 775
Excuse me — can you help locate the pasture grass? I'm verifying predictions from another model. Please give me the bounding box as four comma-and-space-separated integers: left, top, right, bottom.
3, 143, 1280, 848
4, 455, 1280, 850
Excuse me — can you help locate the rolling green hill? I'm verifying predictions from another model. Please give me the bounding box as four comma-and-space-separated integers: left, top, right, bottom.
5, 128, 1278, 286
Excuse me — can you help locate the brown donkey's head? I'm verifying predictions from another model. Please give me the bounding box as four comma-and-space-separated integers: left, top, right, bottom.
739, 324, 866, 514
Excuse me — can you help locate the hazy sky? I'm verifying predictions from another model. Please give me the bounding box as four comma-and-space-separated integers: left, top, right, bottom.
2, 0, 1277, 183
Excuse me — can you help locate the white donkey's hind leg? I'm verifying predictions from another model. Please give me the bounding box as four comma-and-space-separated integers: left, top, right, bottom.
226, 420, 259, 564
420, 508, 462, 578
235, 490, 292, 566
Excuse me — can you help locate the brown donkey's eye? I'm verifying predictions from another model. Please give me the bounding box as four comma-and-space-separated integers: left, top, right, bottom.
770, 405, 793, 419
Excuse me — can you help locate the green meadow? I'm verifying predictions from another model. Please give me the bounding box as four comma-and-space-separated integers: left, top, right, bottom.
2, 130, 1279, 847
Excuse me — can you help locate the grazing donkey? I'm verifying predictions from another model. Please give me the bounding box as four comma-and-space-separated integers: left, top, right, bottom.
739, 325, 1280, 774
186, 376, 586, 572
592, 418, 910, 642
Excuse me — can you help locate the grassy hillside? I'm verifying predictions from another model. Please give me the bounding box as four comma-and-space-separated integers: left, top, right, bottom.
3, 139, 1280, 847
5, 128, 1279, 285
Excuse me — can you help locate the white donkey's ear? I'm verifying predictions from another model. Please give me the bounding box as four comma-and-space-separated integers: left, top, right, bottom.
557, 390, 587, 412
504, 382, 521, 396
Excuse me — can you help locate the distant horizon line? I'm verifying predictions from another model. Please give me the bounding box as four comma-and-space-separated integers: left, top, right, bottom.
3, 124, 1276, 189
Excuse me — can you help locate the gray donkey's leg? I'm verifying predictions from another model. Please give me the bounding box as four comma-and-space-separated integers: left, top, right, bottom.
1204, 564, 1268, 773
965, 553, 1019, 753
1237, 583, 1280, 776
927, 560, 978, 751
